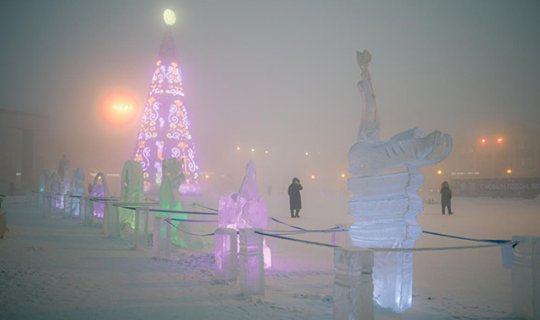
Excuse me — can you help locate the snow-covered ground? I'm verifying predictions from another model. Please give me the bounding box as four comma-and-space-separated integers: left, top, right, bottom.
1, 193, 539, 320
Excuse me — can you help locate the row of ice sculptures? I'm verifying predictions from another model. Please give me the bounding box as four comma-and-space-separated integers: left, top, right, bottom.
37, 50, 452, 313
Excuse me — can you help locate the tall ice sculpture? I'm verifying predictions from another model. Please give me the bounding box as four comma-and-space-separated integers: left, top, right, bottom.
347, 50, 452, 312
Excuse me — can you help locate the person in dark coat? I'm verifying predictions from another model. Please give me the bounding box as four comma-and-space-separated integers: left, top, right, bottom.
288, 177, 303, 218
440, 181, 453, 215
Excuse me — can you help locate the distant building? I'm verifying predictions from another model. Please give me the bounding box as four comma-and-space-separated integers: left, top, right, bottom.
0, 109, 50, 195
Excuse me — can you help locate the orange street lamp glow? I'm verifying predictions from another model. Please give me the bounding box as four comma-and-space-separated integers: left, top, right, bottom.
236, 146, 241, 151
311, 175, 316, 180
506, 168, 512, 175
497, 137, 504, 144
480, 138, 487, 144
100, 91, 138, 126
437, 169, 443, 175
340, 173, 346, 178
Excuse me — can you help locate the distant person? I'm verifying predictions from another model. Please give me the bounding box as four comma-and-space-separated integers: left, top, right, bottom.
440, 181, 453, 215
288, 177, 303, 218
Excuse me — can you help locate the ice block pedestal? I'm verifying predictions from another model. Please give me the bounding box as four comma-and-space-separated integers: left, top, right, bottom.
512, 236, 540, 320
215, 228, 238, 281
239, 228, 264, 295
334, 247, 374, 320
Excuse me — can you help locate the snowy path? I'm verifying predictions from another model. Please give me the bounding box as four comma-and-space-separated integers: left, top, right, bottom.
1, 196, 538, 319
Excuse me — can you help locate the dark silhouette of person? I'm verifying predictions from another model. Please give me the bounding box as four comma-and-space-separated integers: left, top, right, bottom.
440, 181, 453, 215
288, 177, 303, 218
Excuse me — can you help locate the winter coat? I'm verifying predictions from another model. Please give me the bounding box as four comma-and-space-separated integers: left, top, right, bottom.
440, 186, 452, 206
288, 183, 303, 210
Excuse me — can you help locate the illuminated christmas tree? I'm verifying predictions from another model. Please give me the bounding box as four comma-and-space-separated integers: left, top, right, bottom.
133, 9, 200, 193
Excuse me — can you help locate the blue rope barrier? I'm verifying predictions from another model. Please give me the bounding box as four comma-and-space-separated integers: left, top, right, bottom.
163, 219, 215, 237
256, 230, 339, 248
192, 203, 218, 212
422, 230, 511, 245
149, 208, 218, 216
166, 217, 218, 223
118, 206, 218, 216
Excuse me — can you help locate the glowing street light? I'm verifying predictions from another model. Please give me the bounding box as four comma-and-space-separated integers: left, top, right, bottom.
163, 9, 176, 26
506, 168, 512, 175
437, 169, 443, 175
236, 146, 241, 151
497, 137, 504, 144
310, 175, 316, 180
340, 173, 346, 178
305, 152, 309, 156
250, 148, 255, 152
480, 138, 487, 144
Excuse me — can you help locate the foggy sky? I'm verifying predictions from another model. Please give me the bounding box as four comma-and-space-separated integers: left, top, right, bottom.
1, 0, 539, 191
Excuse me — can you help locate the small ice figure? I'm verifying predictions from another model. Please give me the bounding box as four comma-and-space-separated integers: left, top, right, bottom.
348, 50, 452, 312
218, 161, 271, 268
70, 168, 85, 216
120, 160, 144, 229
91, 173, 108, 219
50, 172, 62, 209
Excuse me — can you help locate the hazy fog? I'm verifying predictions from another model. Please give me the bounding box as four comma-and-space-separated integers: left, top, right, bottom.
1, 0, 539, 193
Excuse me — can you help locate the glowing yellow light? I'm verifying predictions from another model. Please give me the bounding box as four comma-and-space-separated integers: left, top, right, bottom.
205, 174, 210, 179
480, 138, 487, 144
437, 169, 442, 175
101, 91, 138, 126
506, 168, 512, 174
497, 137, 504, 144
163, 9, 176, 26
340, 173, 346, 178
311, 175, 316, 179
236, 146, 241, 151
251, 148, 255, 152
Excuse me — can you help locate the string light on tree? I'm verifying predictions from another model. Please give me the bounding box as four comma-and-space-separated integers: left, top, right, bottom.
132, 8, 200, 193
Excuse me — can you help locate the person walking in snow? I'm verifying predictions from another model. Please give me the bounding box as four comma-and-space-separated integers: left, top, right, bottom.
288, 177, 303, 218
440, 181, 453, 215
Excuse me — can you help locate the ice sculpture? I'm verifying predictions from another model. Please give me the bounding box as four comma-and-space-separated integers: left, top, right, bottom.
38, 170, 51, 208
158, 158, 193, 248
120, 160, 144, 229
70, 168, 85, 216
57, 155, 71, 210
50, 172, 61, 210
218, 161, 271, 268
348, 50, 452, 312
91, 173, 109, 219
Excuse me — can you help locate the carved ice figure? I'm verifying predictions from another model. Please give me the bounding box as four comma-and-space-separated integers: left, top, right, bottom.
58, 154, 71, 198
39, 170, 51, 192
38, 170, 52, 208
50, 172, 62, 209
218, 161, 271, 268
356, 49, 379, 141
91, 173, 109, 219
158, 158, 196, 248
120, 160, 144, 229
348, 50, 452, 312
70, 168, 85, 216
